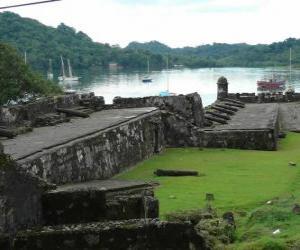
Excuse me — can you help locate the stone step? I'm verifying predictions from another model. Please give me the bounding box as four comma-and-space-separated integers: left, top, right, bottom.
224, 98, 245, 106
42, 180, 159, 226
216, 104, 239, 112
205, 115, 228, 124
211, 106, 235, 115
13, 220, 204, 250
224, 102, 245, 109
206, 110, 231, 120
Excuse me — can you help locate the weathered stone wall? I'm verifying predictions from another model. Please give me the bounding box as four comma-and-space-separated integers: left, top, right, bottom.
42, 184, 159, 225
17, 111, 164, 185
113, 93, 205, 127
113, 93, 205, 147
202, 129, 277, 150
0, 93, 104, 127
13, 220, 206, 250
0, 153, 54, 236
202, 104, 279, 151
162, 112, 202, 147
228, 92, 300, 104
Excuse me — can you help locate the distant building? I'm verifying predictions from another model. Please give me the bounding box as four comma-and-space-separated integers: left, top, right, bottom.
109, 62, 118, 70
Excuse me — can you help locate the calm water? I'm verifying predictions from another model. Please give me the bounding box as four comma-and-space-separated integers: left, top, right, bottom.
66, 67, 300, 106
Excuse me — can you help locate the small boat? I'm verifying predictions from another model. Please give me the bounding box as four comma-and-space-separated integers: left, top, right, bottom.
142, 57, 152, 83
257, 77, 286, 94
159, 90, 176, 97
159, 56, 176, 96
58, 56, 79, 83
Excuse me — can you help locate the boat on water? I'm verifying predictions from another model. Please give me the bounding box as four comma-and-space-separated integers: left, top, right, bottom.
257, 78, 286, 94
142, 57, 152, 83
58, 56, 79, 83
159, 56, 176, 96
257, 48, 295, 94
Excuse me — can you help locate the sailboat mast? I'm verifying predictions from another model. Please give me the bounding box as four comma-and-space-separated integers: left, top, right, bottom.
48, 59, 53, 73
147, 57, 150, 74
166, 55, 169, 91
60, 56, 65, 78
67, 59, 73, 78
290, 48, 292, 82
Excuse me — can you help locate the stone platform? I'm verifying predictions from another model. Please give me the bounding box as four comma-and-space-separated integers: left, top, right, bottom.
279, 102, 300, 131
1, 107, 164, 184
2, 107, 158, 160
202, 103, 279, 150
42, 180, 159, 225
210, 103, 278, 131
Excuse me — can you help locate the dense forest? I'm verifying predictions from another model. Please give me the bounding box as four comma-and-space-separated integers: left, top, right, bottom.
1, 11, 300, 74
0, 12, 165, 72
127, 39, 300, 68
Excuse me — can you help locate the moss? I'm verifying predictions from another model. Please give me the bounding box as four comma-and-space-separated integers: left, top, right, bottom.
0, 153, 15, 171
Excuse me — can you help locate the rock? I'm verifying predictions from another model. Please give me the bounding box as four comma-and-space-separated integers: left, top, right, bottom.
154, 169, 199, 177
289, 162, 297, 166
222, 212, 235, 226
292, 204, 300, 215
206, 193, 215, 201
278, 132, 286, 139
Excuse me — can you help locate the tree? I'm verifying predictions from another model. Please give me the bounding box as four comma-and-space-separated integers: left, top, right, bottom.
0, 43, 62, 105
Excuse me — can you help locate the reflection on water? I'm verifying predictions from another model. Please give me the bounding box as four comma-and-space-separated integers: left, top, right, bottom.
65, 67, 300, 106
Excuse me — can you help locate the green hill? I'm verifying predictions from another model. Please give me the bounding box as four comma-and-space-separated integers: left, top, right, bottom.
1, 11, 300, 71
0, 12, 165, 72
126, 39, 300, 68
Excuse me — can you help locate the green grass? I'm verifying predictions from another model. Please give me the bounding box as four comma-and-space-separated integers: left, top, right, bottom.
117, 133, 300, 215
116, 133, 300, 248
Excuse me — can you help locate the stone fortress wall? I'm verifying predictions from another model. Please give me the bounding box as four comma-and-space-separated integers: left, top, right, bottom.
0, 75, 297, 249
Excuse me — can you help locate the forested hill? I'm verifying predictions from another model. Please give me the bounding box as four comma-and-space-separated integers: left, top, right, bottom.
127, 39, 300, 68
0, 12, 165, 72
1, 11, 300, 72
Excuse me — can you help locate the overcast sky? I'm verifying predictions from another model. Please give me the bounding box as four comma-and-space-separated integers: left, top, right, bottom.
1, 0, 300, 48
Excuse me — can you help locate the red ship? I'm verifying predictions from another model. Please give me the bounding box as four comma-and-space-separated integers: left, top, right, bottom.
257, 78, 286, 94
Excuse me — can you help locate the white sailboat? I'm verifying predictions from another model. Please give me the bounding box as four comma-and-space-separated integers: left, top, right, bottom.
142, 57, 152, 83
58, 56, 79, 83
159, 56, 176, 96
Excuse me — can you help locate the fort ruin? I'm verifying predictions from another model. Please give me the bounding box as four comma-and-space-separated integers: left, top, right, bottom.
0, 77, 299, 249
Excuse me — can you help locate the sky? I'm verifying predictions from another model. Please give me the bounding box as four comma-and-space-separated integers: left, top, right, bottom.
1, 0, 300, 48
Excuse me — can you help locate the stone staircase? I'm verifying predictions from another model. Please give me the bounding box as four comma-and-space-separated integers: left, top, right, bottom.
204, 98, 245, 126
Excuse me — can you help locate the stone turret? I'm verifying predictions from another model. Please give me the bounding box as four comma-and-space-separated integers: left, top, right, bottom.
217, 76, 229, 100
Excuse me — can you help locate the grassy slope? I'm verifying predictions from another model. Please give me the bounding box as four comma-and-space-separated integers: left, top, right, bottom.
116, 133, 300, 248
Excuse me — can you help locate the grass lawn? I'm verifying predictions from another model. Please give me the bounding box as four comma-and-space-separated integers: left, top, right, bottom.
116, 133, 300, 248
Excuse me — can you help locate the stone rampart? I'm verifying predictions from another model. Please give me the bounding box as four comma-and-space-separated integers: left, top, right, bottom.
0, 153, 54, 236
113, 93, 205, 127
13, 220, 206, 250
228, 92, 300, 103
17, 110, 164, 185
0, 93, 104, 127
